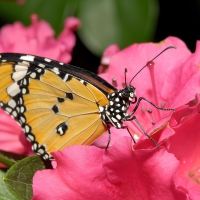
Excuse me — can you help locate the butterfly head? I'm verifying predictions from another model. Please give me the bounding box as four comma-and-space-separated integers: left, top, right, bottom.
120, 85, 136, 102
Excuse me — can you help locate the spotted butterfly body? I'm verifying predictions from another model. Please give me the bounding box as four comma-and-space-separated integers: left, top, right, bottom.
0, 53, 136, 160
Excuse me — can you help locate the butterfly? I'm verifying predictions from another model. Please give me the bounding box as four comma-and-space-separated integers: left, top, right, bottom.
0, 47, 174, 160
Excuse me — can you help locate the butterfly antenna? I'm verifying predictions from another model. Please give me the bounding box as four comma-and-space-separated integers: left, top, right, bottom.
129, 46, 176, 85
124, 68, 128, 87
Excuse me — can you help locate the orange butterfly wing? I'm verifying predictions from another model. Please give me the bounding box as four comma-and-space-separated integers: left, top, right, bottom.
0, 54, 116, 159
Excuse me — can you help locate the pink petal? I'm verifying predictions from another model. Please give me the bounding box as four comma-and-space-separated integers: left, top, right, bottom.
32, 146, 114, 200
104, 137, 188, 200
167, 94, 200, 200
93, 127, 131, 148
0, 109, 31, 155
32, 137, 188, 200
98, 44, 120, 74
0, 15, 80, 63
56, 18, 80, 63
163, 41, 200, 108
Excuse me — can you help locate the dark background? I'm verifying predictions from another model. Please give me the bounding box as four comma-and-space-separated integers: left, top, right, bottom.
71, 0, 200, 72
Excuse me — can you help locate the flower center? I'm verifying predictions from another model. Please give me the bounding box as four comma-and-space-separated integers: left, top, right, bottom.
147, 61, 166, 121
141, 107, 156, 125
112, 77, 118, 87
188, 163, 200, 184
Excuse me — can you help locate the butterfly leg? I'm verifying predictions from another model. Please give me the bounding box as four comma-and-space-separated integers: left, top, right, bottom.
127, 115, 159, 147
105, 125, 111, 150
122, 126, 136, 144
130, 97, 174, 116
105, 125, 137, 150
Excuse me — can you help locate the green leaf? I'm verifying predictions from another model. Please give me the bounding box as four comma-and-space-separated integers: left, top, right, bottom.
0, 170, 16, 200
3, 155, 45, 200
76, 0, 159, 55
0, 0, 78, 34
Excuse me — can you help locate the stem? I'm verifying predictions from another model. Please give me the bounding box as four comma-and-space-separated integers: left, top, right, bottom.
0, 153, 16, 168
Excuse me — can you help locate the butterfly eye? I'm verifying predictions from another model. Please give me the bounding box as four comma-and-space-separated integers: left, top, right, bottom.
130, 92, 134, 98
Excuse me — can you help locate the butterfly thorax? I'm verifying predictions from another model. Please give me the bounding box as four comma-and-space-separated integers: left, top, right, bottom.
100, 85, 136, 128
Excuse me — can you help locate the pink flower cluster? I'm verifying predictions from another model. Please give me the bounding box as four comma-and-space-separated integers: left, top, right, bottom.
0, 14, 80, 63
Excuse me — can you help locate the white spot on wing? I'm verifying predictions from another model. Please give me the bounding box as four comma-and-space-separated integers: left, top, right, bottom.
20, 106, 25, 113
12, 71, 26, 81
80, 80, 84, 84
30, 72, 36, 78
6, 107, 12, 113
22, 88, 26, 94
21, 61, 30, 66
63, 74, 69, 82
20, 55, 35, 62
15, 64, 28, 71
99, 106, 104, 112
37, 68, 42, 73
27, 134, 34, 142
32, 143, 38, 151
20, 116, 25, 123
16, 107, 20, 113
44, 58, 51, 62
52, 67, 60, 74
58, 127, 64, 135
23, 79, 27, 85
19, 97, 23, 104
37, 148, 45, 155
25, 125, 30, 133
8, 99, 16, 108
38, 63, 45, 68
43, 154, 49, 160
7, 82, 20, 96
12, 111, 17, 117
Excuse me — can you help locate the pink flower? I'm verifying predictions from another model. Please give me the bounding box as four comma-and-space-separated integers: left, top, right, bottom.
32, 37, 200, 199
135, 94, 200, 200
0, 109, 32, 167
167, 94, 200, 200
0, 15, 80, 160
32, 137, 188, 200
96, 36, 200, 146
98, 44, 120, 74
0, 14, 80, 63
